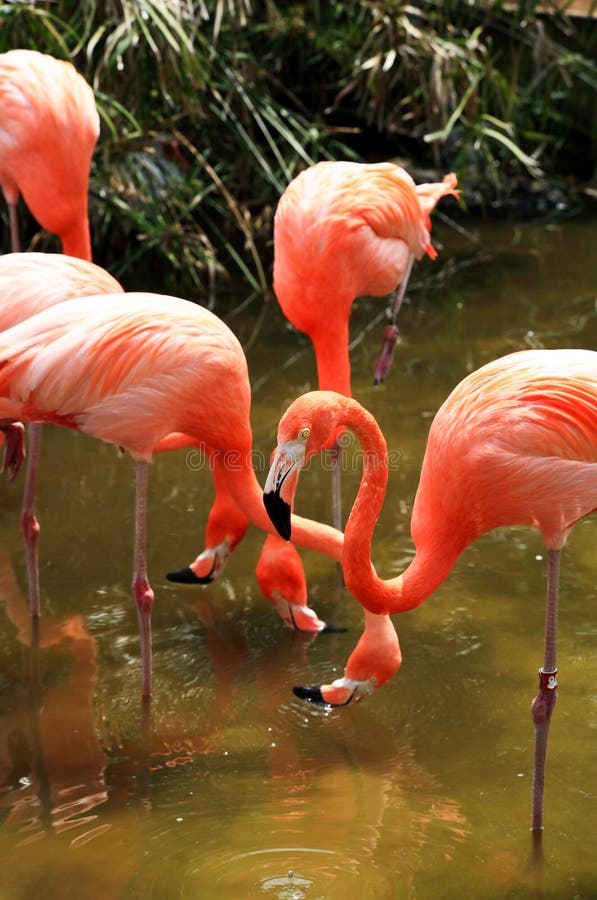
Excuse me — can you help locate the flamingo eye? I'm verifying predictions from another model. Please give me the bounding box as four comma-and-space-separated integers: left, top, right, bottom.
298, 427, 310, 441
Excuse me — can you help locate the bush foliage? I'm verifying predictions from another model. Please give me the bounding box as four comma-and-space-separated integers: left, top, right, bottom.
1, 0, 595, 299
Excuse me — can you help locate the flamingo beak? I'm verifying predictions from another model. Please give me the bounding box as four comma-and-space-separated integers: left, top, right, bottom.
263, 439, 306, 541
293, 677, 376, 707
166, 539, 233, 585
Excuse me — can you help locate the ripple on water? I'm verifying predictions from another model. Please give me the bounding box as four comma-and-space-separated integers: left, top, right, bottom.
182, 846, 397, 899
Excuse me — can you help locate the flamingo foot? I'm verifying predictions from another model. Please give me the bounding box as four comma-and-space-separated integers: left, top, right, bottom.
373, 324, 400, 385
1, 423, 26, 480
293, 675, 376, 707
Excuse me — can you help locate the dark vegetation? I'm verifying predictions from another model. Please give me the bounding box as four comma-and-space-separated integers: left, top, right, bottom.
1, 1, 595, 303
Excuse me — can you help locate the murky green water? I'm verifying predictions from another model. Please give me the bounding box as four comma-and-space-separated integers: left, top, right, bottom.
0, 214, 596, 899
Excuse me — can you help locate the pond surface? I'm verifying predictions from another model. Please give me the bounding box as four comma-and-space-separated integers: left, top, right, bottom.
0, 213, 596, 899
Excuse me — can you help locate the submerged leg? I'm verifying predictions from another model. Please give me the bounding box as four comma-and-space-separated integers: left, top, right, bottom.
21, 424, 43, 618
530, 548, 560, 833
132, 460, 154, 699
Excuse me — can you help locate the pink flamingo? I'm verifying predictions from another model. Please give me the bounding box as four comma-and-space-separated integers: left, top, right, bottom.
0, 254, 331, 634
273, 160, 457, 526
274, 160, 458, 392
263, 348, 597, 831
0, 49, 99, 258
0, 292, 344, 697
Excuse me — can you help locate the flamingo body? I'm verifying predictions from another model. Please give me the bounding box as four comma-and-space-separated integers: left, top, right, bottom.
0, 294, 249, 459
0, 253, 123, 476
409, 351, 597, 561
0, 253, 123, 331
0, 50, 99, 259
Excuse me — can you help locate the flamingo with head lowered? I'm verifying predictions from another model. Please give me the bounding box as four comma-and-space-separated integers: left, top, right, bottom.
263, 348, 597, 832
0, 292, 344, 698
0, 253, 333, 635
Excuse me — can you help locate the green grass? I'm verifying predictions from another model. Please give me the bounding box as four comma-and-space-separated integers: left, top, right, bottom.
1, 0, 595, 301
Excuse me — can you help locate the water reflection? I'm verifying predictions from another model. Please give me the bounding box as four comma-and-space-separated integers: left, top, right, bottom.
0, 547, 470, 898
126, 600, 471, 898
0, 547, 148, 898
0, 549, 106, 843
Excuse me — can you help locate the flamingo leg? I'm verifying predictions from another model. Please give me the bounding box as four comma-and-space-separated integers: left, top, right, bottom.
329, 442, 345, 586
1, 421, 26, 480
373, 254, 413, 385
8, 200, 20, 253
330, 441, 343, 533
20, 423, 43, 617
132, 460, 154, 699
530, 548, 560, 833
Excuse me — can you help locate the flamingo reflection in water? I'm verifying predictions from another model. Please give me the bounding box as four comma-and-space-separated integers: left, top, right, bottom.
0, 531, 468, 896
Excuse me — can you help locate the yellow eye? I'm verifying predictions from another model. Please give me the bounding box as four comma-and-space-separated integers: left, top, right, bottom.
298, 427, 310, 441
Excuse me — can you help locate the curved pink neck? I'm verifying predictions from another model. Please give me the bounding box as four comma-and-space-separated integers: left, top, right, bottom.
340, 398, 461, 615
216, 456, 343, 563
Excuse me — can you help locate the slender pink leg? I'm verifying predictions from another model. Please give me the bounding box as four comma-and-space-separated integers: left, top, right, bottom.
330, 442, 342, 533
373, 254, 413, 385
530, 549, 560, 833
132, 460, 154, 699
328, 442, 344, 586
20, 424, 43, 618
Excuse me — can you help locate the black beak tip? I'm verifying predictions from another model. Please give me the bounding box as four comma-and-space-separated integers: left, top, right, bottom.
293, 685, 326, 705
263, 490, 292, 541
166, 566, 213, 585
321, 623, 348, 634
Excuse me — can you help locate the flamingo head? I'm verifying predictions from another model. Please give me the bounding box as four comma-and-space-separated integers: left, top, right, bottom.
293, 612, 402, 706
263, 391, 349, 540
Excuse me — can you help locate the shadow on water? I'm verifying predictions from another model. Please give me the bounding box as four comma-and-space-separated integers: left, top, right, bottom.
0, 214, 596, 898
